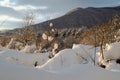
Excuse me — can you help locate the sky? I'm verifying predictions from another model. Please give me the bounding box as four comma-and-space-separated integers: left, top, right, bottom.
0, 0, 120, 30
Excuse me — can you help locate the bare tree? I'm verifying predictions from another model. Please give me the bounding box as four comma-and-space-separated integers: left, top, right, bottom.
92, 26, 97, 65
18, 12, 36, 45
93, 14, 120, 60
79, 14, 120, 64
23, 12, 35, 28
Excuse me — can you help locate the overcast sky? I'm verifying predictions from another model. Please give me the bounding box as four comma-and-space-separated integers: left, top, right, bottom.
0, 0, 120, 30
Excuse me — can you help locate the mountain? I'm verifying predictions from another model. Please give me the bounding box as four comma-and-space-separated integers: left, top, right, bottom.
1, 6, 120, 35
32, 6, 120, 33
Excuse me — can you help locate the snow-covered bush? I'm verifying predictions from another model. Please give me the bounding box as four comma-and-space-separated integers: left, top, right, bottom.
97, 42, 120, 68
97, 42, 120, 61
42, 33, 48, 40
72, 44, 94, 62
104, 42, 120, 60
21, 45, 36, 53
6, 38, 15, 49
48, 36, 54, 42
6, 38, 24, 50
15, 42, 24, 50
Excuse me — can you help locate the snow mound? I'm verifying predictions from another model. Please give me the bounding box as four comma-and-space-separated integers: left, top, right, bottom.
0, 47, 49, 67
21, 45, 36, 53
97, 42, 120, 71
104, 42, 120, 60
97, 42, 120, 64
72, 44, 94, 62
38, 49, 88, 71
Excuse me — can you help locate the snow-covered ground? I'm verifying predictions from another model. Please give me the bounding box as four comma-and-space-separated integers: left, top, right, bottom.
0, 47, 49, 67
0, 42, 120, 80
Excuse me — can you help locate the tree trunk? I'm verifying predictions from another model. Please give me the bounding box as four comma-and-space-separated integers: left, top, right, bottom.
94, 46, 96, 65
100, 43, 104, 60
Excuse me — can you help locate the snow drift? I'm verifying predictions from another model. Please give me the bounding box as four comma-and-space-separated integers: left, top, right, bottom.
0, 47, 49, 67
38, 44, 95, 71
39, 49, 85, 71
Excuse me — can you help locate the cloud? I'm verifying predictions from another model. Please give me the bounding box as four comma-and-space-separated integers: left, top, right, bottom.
13, 0, 83, 11
0, 0, 15, 7
9, 0, 120, 17
0, 0, 10, 6
0, 6, 23, 18
12, 0, 120, 9
0, 15, 22, 22
13, 5, 48, 11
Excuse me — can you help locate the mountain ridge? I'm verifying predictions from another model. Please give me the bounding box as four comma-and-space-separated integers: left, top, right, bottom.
32, 6, 120, 33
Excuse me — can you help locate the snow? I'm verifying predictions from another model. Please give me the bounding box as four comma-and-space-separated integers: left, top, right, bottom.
0, 42, 120, 80
104, 42, 120, 60
49, 22, 53, 27
6, 38, 15, 49
53, 43, 59, 50
72, 44, 95, 62
106, 62, 120, 72
38, 49, 85, 71
0, 60, 57, 80
21, 45, 36, 53
0, 47, 49, 67
0, 60, 120, 80
97, 42, 120, 62
42, 33, 48, 40
48, 36, 54, 41
6, 38, 24, 50
97, 42, 120, 67
96, 42, 120, 72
